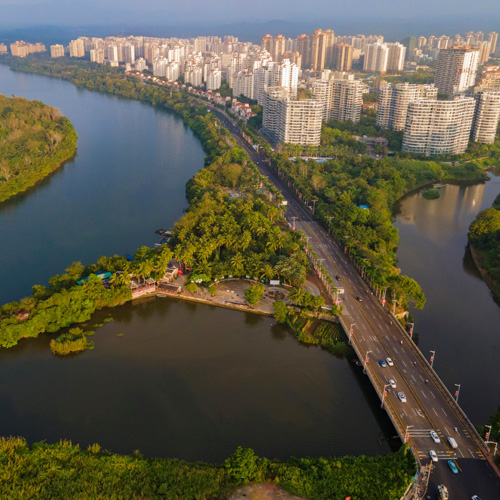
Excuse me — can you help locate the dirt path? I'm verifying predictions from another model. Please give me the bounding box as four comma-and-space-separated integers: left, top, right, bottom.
228, 483, 309, 500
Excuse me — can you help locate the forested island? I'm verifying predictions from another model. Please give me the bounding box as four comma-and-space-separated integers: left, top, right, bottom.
0, 437, 416, 500
0, 93, 77, 203
468, 193, 500, 297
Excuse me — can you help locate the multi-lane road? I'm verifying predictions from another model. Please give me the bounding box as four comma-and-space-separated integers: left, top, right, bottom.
208, 106, 500, 499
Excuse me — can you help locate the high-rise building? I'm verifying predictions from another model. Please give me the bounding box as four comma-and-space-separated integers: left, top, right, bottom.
253, 59, 299, 105
478, 41, 491, 65
69, 39, 85, 58
386, 43, 406, 72
295, 33, 310, 69
435, 46, 480, 94
273, 34, 286, 62
185, 66, 203, 87
377, 83, 437, 131
10, 41, 46, 57
50, 44, 65, 58
488, 32, 498, 54
312, 76, 363, 123
261, 34, 273, 56
402, 97, 475, 155
206, 68, 222, 91
331, 43, 353, 71
471, 90, 500, 143
0, 43, 7, 55
135, 57, 147, 72
309, 29, 335, 72
90, 48, 105, 64
476, 66, 500, 91
363, 43, 389, 73
263, 87, 323, 146
232, 69, 254, 99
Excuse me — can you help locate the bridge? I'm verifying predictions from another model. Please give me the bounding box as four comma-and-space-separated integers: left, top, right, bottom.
205, 107, 500, 500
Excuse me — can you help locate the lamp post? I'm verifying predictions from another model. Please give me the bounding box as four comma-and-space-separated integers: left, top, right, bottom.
363, 350, 372, 374
405, 424, 414, 443
430, 350, 435, 368
381, 384, 391, 409
454, 384, 461, 403
485, 425, 492, 442
349, 323, 356, 345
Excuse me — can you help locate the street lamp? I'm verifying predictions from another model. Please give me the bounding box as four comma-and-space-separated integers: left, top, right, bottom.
363, 350, 372, 374
454, 384, 461, 403
349, 323, 356, 345
405, 424, 414, 443
485, 424, 492, 442
381, 384, 391, 409
430, 350, 435, 368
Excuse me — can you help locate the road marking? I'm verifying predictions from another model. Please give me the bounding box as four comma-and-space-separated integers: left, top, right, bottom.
433, 407, 438, 416
421, 390, 427, 399
402, 360, 407, 367
430, 391, 436, 399
458, 449, 464, 458
445, 427, 450, 435
441, 407, 447, 416
411, 375, 416, 382
468, 449, 475, 458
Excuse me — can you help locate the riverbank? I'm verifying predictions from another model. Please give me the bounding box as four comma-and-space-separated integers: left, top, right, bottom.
469, 243, 500, 298
0, 93, 77, 204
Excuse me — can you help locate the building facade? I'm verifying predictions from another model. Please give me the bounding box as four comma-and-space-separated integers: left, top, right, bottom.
363, 42, 389, 73
50, 44, 65, 58
402, 97, 476, 155
472, 90, 500, 143
435, 46, 480, 94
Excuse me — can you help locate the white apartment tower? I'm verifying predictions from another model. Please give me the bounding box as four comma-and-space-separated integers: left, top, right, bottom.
206, 68, 222, 91
363, 43, 389, 73
471, 90, 500, 144
232, 69, 254, 99
50, 44, 65, 58
386, 43, 406, 72
69, 39, 85, 58
263, 87, 323, 146
435, 46, 480, 94
377, 83, 437, 131
402, 97, 476, 155
90, 49, 105, 64
312, 76, 363, 123
253, 60, 299, 105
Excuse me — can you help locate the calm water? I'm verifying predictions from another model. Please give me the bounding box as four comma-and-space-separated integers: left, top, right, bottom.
395, 174, 500, 425
0, 63, 205, 305
0, 64, 396, 461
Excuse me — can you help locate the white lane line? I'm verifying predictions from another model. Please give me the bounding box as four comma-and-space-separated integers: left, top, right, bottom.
445, 427, 450, 435
411, 375, 416, 382
441, 407, 447, 416
458, 449, 464, 458
430, 391, 436, 400
433, 407, 438, 416
419, 375, 425, 382
421, 390, 427, 399
402, 360, 407, 367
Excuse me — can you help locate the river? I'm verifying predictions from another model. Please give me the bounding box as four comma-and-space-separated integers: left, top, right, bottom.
0, 64, 396, 462
394, 174, 500, 426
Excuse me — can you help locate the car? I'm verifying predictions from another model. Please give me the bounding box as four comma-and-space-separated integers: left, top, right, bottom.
386, 357, 394, 367
447, 437, 458, 449
471, 496, 481, 500
388, 379, 396, 389
429, 450, 438, 462
447, 460, 459, 474
378, 359, 387, 367
437, 484, 449, 500
397, 392, 407, 402
430, 430, 441, 443
335, 275, 340, 280
356, 296, 362, 302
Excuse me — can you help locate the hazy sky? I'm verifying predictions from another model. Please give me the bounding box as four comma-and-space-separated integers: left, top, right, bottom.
1, 0, 499, 27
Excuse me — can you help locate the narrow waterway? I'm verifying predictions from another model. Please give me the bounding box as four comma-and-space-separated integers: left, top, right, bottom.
0, 64, 396, 461
394, 173, 500, 425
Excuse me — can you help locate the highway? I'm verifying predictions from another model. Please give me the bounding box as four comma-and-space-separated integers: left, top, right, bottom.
207, 106, 500, 499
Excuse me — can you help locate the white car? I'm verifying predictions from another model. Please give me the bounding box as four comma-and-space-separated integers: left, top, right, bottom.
397, 392, 407, 403
430, 430, 441, 443
388, 379, 396, 389
386, 357, 394, 367
429, 450, 438, 462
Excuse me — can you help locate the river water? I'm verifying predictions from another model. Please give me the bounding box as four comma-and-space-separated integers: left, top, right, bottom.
394, 174, 500, 425
0, 64, 396, 462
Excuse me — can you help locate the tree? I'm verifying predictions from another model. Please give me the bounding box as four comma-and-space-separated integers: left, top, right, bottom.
390, 275, 426, 310
272, 301, 289, 323
65, 261, 85, 280
245, 283, 265, 305
224, 446, 259, 484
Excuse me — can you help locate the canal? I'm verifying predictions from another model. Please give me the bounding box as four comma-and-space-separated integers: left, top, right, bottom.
0, 64, 396, 462
394, 174, 500, 426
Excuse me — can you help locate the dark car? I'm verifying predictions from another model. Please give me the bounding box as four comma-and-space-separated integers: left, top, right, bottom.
335, 275, 340, 280
356, 296, 362, 302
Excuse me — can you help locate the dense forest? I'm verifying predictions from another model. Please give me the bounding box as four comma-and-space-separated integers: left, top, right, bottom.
0, 437, 416, 500
468, 193, 500, 296
0, 93, 77, 203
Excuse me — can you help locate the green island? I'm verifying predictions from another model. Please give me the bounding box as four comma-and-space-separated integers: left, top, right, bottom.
50, 326, 94, 355
0, 55, 494, 498
0, 438, 416, 500
468, 193, 500, 297
422, 188, 440, 200
0, 93, 77, 203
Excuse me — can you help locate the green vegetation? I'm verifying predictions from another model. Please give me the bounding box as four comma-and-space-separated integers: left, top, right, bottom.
422, 189, 440, 200
468, 196, 500, 296
381, 68, 435, 85
0, 437, 416, 500
0, 93, 77, 203
478, 405, 500, 466
245, 283, 265, 305
50, 327, 94, 356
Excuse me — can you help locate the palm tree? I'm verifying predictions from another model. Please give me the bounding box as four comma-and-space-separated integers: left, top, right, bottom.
288, 287, 307, 306
230, 252, 246, 276
259, 263, 274, 282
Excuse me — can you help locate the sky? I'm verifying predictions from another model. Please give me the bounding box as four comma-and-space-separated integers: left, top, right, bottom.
0, 0, 499, 37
